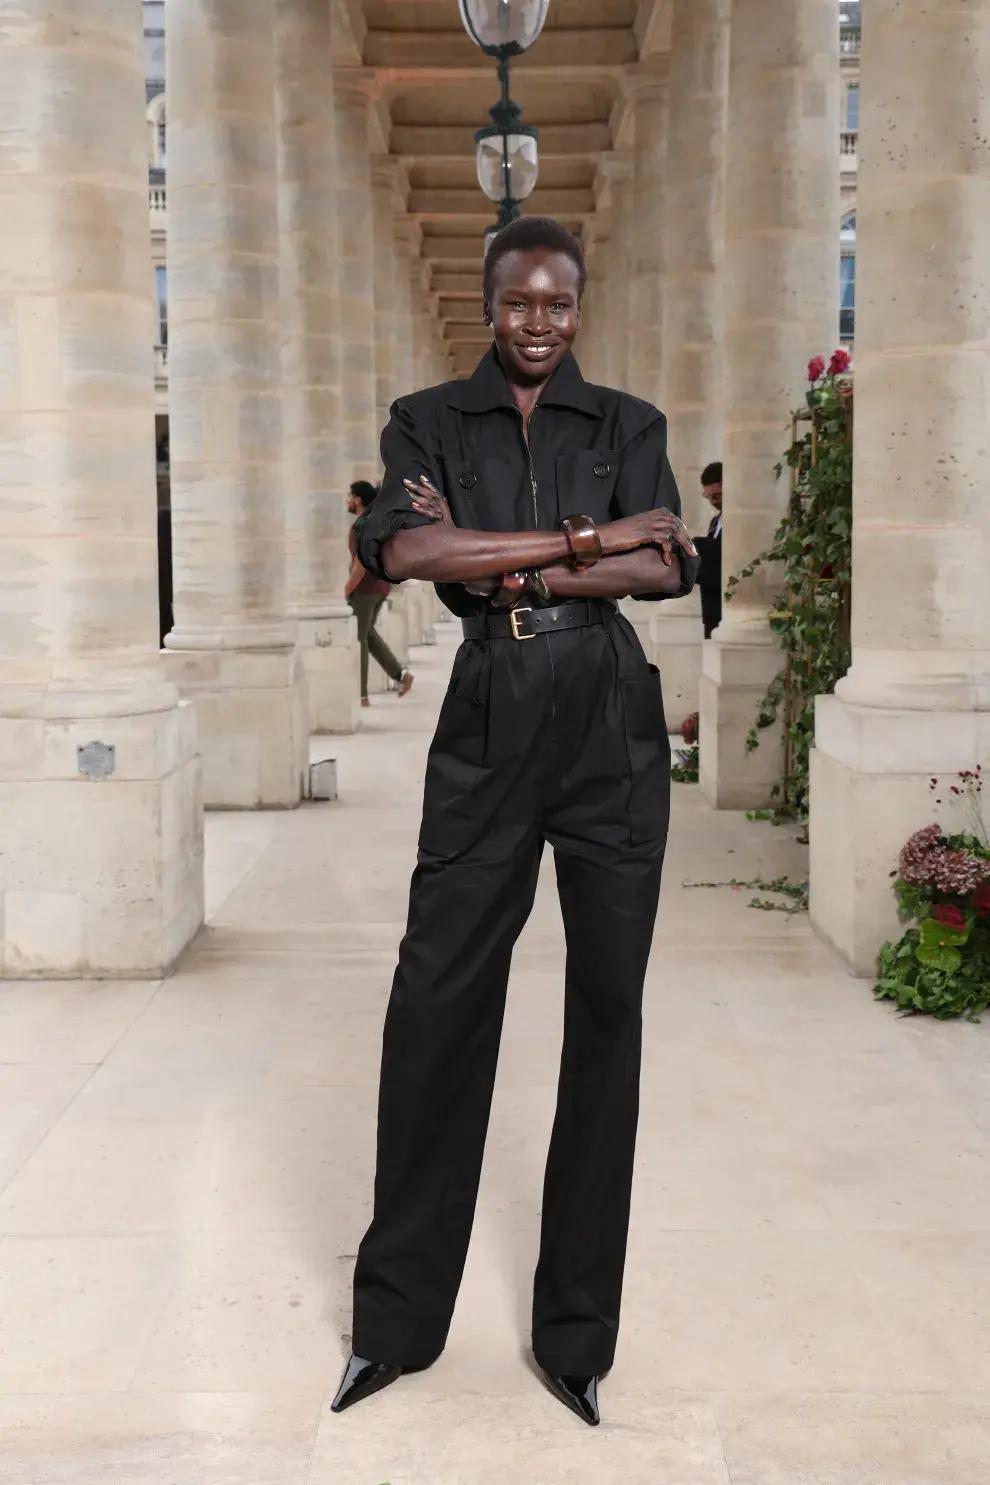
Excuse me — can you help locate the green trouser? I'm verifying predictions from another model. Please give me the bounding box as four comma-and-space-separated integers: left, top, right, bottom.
349, 594, 403, 699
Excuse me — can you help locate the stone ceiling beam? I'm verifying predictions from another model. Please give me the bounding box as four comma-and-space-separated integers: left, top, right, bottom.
364, 30, 637, 71
430, 271, 485, 296
391, 122, 613, 160
408, 187, 594, 217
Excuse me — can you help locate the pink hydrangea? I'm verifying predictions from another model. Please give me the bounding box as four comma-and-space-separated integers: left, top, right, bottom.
898, 823, 944, 885
930, 849, 986, 897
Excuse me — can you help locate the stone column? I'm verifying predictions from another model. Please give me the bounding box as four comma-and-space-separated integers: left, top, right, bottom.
699, 0, 839, 807
0, 0, 203, 975
661, 0, 730, 526
392, 221, 435, 649
165, 0, 308, 808
603, 161, 633, 392
577, 236, 608, 385
626, 59, 669, 405
810, 0, 990, 971
371, 158, 403, 458
275, 0, 359, 734
334, 78, 378, 484
393, 221, 420, 401
651, 0, 731, 729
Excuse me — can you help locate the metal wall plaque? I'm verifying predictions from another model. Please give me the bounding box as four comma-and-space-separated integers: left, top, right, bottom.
77, 741, 116, 780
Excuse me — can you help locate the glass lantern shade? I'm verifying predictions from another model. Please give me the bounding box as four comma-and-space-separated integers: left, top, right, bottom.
475, 129, 539, 204
457, 0, 550, 55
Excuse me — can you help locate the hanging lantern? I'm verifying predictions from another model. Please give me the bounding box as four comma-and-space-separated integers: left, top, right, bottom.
457, 0, 550, 55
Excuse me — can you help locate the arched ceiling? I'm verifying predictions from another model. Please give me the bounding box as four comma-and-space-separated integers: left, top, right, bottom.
334, 0, 671, 376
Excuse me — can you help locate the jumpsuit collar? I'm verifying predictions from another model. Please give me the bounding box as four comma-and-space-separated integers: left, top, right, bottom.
446, 345, 603, 419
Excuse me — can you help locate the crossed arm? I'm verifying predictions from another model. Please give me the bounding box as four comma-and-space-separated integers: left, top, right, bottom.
381, 478, 698, 601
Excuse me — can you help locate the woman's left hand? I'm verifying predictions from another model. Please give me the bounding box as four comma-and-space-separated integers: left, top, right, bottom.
404, 476, 453, 525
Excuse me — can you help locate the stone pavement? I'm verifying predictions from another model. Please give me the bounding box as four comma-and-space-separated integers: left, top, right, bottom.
1, 622, 990, 1482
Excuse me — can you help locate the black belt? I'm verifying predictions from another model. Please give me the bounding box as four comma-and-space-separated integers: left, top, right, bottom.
461, 600, 613, 643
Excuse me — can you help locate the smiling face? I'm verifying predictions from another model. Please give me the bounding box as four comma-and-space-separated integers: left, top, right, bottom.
486, 247, 581, 386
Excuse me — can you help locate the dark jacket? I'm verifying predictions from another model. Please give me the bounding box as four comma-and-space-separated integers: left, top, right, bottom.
357, 346, 699, 617
695, 513, 722, 639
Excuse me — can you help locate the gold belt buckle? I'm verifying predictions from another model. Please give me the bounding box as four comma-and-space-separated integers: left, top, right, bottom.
509, 606, 536, 641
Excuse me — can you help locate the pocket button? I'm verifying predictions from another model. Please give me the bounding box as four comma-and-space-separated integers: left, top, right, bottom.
459, 471, 477, 489
593, 462, 610, 478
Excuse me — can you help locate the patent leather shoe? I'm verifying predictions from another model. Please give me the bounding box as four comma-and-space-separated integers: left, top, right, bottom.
331, 1354, 402, 1413
539, 1369, 600, 1426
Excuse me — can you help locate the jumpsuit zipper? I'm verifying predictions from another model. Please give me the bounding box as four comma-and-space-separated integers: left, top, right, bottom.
518, 406, 557, 719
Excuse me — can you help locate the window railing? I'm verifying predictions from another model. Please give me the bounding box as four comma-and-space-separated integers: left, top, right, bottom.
150, 183, 167, 212
840, 130, 858, 157
154, 344, 169, 379
840, 27, 860, 56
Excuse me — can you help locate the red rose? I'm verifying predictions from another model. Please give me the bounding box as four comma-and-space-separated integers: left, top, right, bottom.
828, 348, 852, 375
933, 903, 966, 928
681, 711, 699, 745
807, 355, 826, 382
973, 881, 990, 916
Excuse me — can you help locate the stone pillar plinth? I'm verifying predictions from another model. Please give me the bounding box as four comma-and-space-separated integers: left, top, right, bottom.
275, 0, 358, 734
810, 0, 990, 972
700, 0, 839, 808
335, 78, 378, 483
0, 1, 203, 976
652, 0, 731, 730
165, 0, 308, 807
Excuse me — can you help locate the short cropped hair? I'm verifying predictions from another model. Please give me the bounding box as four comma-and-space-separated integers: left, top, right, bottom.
483, 216, 587, 312
350, 479, 378, 508
700, 462, 723, 486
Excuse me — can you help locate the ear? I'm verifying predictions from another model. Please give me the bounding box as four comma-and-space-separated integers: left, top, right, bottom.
482, 302, 492, 326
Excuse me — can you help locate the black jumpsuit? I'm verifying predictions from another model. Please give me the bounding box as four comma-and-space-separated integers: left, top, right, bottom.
353, 347, 698, 1377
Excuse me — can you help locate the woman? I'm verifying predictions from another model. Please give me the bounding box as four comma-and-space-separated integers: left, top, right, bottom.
333, 216, 698, 1428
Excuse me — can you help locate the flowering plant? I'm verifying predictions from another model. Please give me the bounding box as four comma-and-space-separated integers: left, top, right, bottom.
875, 769, 990, 1019
726, 350, 853, 824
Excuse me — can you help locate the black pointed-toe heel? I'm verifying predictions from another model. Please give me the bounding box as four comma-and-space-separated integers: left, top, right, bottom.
539, 1369, 600, 1426
331, 1354, 402, 1414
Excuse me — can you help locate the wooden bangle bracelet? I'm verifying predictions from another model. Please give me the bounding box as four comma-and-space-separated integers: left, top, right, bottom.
560, 514, 603, 571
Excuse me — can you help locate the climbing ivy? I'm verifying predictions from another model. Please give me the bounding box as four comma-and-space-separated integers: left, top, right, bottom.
725, 352, 854, 825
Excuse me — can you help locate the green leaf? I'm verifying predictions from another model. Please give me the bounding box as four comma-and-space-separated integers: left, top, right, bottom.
916, 943, 964, 973
919, 916, 969, 950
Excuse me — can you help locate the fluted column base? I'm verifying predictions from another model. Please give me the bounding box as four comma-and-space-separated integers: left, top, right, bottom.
163, 649, 309, 809
699, 622, 784, 809
810, 695, 990, 975
0, 700, 203, 978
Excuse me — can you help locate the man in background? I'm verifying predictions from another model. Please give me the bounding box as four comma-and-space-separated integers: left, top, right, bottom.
346, 480, 414, 707
694, 461, 723, 639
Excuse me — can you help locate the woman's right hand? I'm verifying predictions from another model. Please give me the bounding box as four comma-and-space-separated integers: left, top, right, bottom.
599, 508, 698, 564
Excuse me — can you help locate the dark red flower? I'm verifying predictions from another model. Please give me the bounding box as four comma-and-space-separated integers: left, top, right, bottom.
932, 903, 966, 929
828, 348, 852, 376
681, 711, 699, 746
973, 882, 990, 917
807, 355, 826, 382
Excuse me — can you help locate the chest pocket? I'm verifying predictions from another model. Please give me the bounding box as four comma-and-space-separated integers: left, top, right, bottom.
439, 456, 524, 532
555, 450, 621, 527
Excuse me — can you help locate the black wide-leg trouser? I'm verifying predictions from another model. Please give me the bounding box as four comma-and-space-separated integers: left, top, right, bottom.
352, 609, 670, 1376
